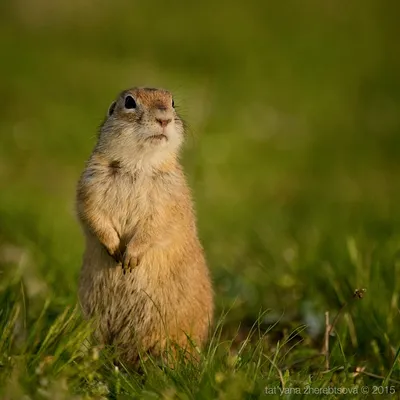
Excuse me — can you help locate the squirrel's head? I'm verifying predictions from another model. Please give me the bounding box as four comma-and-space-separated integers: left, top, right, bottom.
97, 87, 184, 167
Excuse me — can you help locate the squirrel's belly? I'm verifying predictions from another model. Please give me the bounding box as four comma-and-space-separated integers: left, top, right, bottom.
83, 261, 187, 346
81, 251, 179, 316
79, 249, 212, 365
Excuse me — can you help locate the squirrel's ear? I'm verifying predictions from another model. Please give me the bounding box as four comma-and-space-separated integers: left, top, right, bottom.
108, 101, 117, 117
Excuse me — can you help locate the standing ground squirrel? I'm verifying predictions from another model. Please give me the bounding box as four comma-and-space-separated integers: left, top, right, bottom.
76, 87, 214, 367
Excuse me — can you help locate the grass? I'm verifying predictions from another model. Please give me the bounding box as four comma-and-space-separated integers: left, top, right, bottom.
1, 0, 400, 398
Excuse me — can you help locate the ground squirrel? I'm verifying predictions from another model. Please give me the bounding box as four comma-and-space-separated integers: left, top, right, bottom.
76, 87, 214, 367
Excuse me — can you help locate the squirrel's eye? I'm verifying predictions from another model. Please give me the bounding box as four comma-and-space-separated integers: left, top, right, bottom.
172, 99, 175, 108
124, 95, 136, 109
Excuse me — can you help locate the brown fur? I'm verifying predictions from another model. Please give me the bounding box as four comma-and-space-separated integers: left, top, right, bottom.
76, 87, 214, 367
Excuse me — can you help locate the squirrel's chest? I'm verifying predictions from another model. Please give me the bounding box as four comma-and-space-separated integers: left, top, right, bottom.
106, 172, 160, 229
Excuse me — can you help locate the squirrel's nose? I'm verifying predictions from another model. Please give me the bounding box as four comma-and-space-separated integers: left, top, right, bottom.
156, 118, 171, 128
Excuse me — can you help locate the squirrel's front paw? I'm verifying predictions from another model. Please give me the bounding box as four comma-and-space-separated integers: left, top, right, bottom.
121, 248, 141, 274
103, 239, 122, 263
107, 246, 122, 263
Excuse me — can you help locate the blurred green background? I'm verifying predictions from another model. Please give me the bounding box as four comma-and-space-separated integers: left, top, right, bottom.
1, 0, 400, 375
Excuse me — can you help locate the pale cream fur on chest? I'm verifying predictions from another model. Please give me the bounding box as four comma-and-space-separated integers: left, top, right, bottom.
108, 171, 158, 234
89, 160, 180, 249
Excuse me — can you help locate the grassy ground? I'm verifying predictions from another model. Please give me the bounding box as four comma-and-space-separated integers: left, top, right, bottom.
1, 1, 400, 398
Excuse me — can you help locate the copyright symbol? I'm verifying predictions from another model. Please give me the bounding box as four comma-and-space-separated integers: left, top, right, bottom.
361, 386, 369, 394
